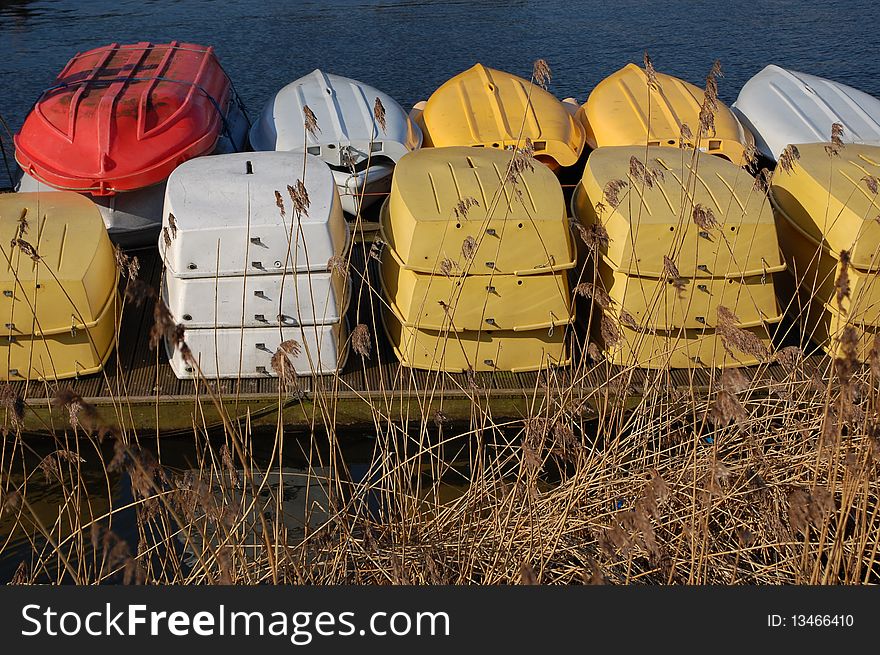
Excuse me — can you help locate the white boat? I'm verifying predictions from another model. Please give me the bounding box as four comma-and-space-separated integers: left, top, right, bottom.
160, 151, 349, 278
166, 321, 349, 379
249, 69, 421, 216
162, 268, 349, 329
16, 101, 250, 249
732, 65, 880, 161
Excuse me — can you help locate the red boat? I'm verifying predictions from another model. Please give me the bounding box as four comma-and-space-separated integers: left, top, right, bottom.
14, 41, 236, 195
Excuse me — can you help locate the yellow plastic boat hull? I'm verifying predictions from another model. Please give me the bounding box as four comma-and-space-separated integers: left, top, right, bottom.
2, 291, 119, 381
597, 259, 781, 330
0, 192, 118, 335
578, 63, 753, 166
383, 308, 569, 372
382, 147, 575, 276
572, 146, 784, 278
595, 309, 776, 368
776, 272, 878, 361
381, 246, 572, 332
414, 64, 586, 168
770, 143, 880, 271
774, 201, 880, 325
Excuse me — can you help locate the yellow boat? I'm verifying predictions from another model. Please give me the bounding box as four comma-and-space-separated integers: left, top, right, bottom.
578, 63, 754, 166
774, 201, 880, 325
382, 146, 575, 276
0, 192, 119, 381
572, 146, 785, 278
776, 272, 878, 361
598, 261, 781, 330
380, 246, 572, 332
596, 309, 777, 368
770, 143, 880, 271
383, 307, 569, 372
411, 64, 586, 169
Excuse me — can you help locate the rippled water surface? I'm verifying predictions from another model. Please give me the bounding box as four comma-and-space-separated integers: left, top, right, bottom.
2, 0, 879, 141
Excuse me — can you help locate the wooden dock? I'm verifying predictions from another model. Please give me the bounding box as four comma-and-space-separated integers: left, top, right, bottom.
7, 232, 831, 437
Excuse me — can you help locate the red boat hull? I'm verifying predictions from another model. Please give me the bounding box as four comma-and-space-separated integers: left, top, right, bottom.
14, 41, 233, 195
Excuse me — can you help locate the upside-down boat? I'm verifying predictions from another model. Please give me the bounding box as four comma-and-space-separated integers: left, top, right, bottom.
160, 151, 350, 379
381, 147, 575, 276
1, 192, 119, 381
410, 64, 586, 170
14, 41, 248, 247
249, 69, 421, 216
578, 64, 754, 166
771, 142, 880, 360
572, 145, 784, 368
732, 65, 880, 162
380, 146, 574, 372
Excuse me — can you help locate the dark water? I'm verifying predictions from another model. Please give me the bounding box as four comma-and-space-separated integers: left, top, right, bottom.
1, 0, 879, 580
2, 0, 880, 139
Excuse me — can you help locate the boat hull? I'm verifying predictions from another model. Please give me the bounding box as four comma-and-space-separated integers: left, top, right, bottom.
15, 101, 249, 249
572, 146, 784, 278
579, 63, 753, 165
383, 147, 575, 276
597, 259, 781, 330
163, 268, 349, 328
380, 246, 572, 332
595, 309, 778, 369
167, 322, 349, 379
332, 163, 394, 216
414, 64, 586, 168
770, 143, 880, 271
14, 41, 236, 195
161, 152, 348, 278
732, 65, 880, 162
774, 202, 880, 325
382, 307, 569, 373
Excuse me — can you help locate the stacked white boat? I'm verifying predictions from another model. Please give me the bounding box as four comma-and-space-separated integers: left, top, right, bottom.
159, 151, 350, 379
249, 69, 422, 216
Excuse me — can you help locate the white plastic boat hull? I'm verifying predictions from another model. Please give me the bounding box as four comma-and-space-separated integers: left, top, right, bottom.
333, 163, 394, 215
167, 321, 349, 379
249, 69, 421, 166
16, 102, 250, 249
161, 151, 348, 278
732, 65, 880, 161
163, 268, 349, 328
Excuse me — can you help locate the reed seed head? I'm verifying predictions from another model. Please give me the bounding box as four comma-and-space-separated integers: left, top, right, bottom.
629, 156, 664, 189
835, 249, 851, 307
603, 179, 628, 208
778, 144, 800, 173
692, 203, 719, 232
461, 235, 477, 261
825, 122, 845, 157
643, 52, 659, 90
303, 105, 320, 137
373, 97, 387, 134
600, 313, 620, 347
287, 181, 310, 217
532, 59, 552, 89
352, 323, 372, 359
453, 197, 480, 220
